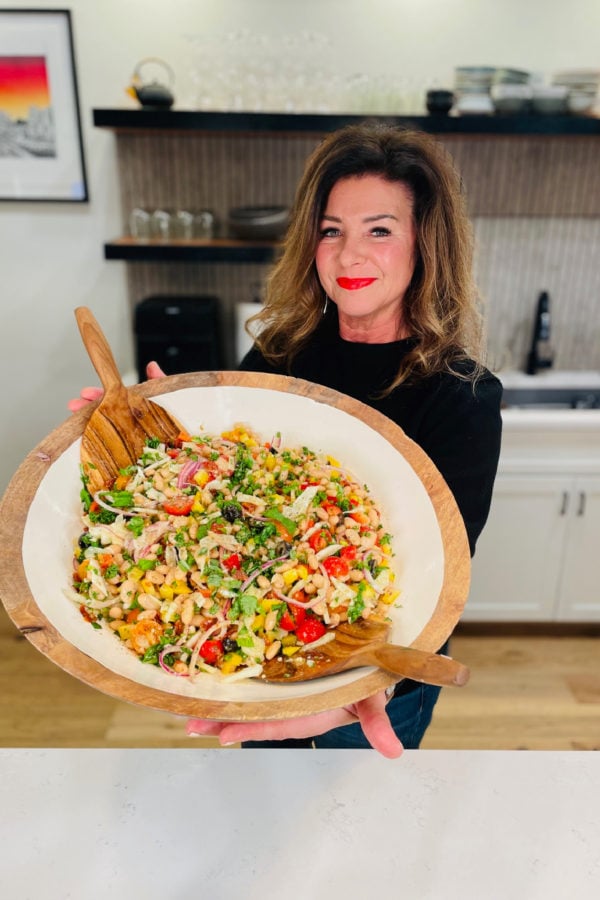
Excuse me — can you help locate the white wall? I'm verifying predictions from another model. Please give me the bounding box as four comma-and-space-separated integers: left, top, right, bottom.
2, 0, 600, 492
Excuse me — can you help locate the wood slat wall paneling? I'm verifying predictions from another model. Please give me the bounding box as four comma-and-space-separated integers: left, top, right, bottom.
113, 130, 600, 373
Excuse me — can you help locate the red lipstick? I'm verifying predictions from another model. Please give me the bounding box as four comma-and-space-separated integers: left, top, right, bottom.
336, 277, 376, 290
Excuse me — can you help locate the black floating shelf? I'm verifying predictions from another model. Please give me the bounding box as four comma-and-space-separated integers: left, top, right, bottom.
104, 239, 279, 263
93, 107, 600, 136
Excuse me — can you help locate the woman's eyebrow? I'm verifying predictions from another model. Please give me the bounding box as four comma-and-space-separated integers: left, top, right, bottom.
320, 213, 398, 222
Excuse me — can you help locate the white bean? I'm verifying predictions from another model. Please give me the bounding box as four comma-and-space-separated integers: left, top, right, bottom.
265, 640, 282, 660
138, 593, 161, 610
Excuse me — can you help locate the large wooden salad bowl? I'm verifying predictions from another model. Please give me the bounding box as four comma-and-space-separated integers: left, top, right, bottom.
0, 371, 470, 721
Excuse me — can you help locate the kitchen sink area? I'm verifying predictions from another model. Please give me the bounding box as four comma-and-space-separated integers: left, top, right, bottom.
499, 370, 600, 409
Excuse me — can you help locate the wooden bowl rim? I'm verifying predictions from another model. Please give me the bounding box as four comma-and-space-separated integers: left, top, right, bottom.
0, 371, 470, 721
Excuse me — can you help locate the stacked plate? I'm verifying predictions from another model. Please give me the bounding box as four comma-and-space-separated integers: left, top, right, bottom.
454, 66, 532, 115
454, 66, 496, 114
552, 69, 600, 115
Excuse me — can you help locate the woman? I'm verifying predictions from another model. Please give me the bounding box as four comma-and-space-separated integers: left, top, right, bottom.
71, 124, 502, 758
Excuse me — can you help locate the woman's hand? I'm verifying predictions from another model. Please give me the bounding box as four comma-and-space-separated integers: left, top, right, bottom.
67, 361, 166, 412
186, 689, 404, 759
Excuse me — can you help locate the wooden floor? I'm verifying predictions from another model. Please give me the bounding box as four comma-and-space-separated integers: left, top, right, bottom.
1, 607, 598, 750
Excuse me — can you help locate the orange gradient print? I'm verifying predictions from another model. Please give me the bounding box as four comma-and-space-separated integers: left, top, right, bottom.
0, 56, 51, 121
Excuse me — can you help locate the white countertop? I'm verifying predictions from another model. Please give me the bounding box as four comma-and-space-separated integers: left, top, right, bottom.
1, 749, 598, 899
498, 369, 600, 389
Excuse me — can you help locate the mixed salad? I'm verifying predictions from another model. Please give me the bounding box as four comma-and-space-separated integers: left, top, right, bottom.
70, 424, 398, 681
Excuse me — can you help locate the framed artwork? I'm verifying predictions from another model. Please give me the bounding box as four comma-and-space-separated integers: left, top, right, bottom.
0, 9, 88, 201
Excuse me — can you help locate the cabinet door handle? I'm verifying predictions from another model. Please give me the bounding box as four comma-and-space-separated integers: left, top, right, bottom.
559, 491, 569, 516
577, 492, 586, 516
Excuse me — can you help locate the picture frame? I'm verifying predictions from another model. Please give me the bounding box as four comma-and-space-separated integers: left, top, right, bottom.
0, 9, 88, 202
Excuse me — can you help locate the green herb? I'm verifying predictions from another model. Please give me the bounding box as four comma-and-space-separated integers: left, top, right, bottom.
235, 625, 255, 648
265, 507, 298, 537
126, 516, 145, 537
228, 593, 259, 620
145, 437, 161, 449
104, 564, 119, 579
88, 508, 117, 525
101, 490, 134, 508
230, 443, 253, 484
347, 592, 366, 623
137, 558, 157, 572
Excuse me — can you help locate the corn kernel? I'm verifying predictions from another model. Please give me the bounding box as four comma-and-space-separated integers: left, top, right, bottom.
359, 582, 376, 601
221, 652, 243, 674
117, 624, 133, 641
171, 580, 191, 595
282, 568, 299, 586
159, 585, 174, 601
282, 645, 299, 657
252, 614, 265, 632
381, 590, 400, 605
193, 470, 209, 487
128, 566, 143, 582
326, 454, 340, 467
260, 598, 278, 612
264, 454, 276, 471
140, 579, 157, 595
191, 496, 205, 513
296, 564, 309, 580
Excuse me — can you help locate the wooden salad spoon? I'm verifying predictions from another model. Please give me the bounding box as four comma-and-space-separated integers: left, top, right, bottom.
261, 619, 470, 687
74, 306, 184, 494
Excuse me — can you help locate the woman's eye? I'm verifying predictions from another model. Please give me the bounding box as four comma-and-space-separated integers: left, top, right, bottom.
371, 226, 391, 237
319, 227, 340, 239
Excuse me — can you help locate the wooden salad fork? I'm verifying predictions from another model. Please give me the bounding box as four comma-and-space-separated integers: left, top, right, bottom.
75, 306, 184, 494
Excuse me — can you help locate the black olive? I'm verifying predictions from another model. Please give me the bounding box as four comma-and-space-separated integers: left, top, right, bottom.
222, 502, 242, 523
222, 637, 238, 654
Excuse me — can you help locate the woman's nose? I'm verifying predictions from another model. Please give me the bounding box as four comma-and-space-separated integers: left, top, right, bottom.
337, 235, 365, 266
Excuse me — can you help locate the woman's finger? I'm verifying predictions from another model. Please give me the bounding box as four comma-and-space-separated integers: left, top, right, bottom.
146, 360, 166, 379
186, 708, 357, 746
67, 386, 103, 412
185, 719, 226, 738
354, 691, 404, 759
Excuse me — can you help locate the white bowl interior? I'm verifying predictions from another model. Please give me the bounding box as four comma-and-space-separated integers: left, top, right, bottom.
22, 385, 444, 704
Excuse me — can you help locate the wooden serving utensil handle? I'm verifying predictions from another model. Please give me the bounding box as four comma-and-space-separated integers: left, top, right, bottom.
368, 644, 470, 688
75, 306, 127, 396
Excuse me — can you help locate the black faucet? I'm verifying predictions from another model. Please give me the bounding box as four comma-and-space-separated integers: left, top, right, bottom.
526, 291, 554, 375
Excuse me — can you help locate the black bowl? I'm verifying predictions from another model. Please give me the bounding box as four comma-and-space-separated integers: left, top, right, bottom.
426, 89, 455, 115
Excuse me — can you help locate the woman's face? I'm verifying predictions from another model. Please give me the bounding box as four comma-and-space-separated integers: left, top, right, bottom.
315, 173, 416, 342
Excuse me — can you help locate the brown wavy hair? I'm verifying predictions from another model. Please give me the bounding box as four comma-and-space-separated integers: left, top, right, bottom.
249, 123, 483, 391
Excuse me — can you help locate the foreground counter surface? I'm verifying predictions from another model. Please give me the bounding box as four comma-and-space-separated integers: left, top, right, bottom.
0, 749, 598, 899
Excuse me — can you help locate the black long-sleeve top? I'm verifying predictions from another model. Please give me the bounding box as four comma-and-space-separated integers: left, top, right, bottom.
239, 307, 502, 557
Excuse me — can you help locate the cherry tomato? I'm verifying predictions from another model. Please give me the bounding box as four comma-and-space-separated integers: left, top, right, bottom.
199, 639, 224, 665
322, 556, 349, 578
162, 495, 194, 516
79, 604, 96, 624
222, 553, 242, 571
308, 529, 332, 553
339, 546, 358, 561
279, 603, 306, 632
296, 617, 327, 645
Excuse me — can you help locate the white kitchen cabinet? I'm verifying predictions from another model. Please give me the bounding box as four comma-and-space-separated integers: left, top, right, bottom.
465, 474, 571, 621
463, 412, 600, 622
555, 476, 600, 621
